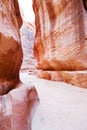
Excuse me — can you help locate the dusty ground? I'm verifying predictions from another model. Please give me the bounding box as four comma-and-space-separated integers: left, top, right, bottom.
20, 72, 87, 130
20, 22, 87, 130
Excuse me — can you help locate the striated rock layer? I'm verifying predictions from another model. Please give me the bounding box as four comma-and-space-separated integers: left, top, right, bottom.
38, 70, 87, 88
33, 0, 87, 71
20, 22, 36, 72
0, 84, 39, 130
0, 0, 23, 95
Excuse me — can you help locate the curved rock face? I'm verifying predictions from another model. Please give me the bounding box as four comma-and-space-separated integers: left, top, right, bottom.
0, 84, 39, 130
0, 0, 23, 95
0, 1, 39, 130
33, 0, 87, 71
82, 0, 87, 11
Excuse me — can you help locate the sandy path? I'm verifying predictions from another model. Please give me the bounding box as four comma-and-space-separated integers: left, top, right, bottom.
20, 72, 87, 130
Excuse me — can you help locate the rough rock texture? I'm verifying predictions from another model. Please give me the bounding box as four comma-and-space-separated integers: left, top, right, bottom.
33, 0, 87, 71
0, 84, 39, 130
20, 22, 36, 72
0, 0, 23, 95
0, 1, 39, 130
38, 70, 87, 88
13, 0, 23, 28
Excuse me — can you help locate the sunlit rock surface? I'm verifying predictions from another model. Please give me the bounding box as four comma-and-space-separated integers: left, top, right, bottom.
0, 0, 23, 94
33, 0, 87, 71
20, 22, 36, 72
0, 84, 39, 130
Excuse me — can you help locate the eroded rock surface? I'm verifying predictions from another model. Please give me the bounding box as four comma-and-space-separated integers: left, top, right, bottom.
32, 0, 87, 88
33, 0, 87, 71
38, 70, 87, 88
0, 0, 23, 95
20, 22, 36, 72
0, 1, 39, 130
0, 84, 39, 130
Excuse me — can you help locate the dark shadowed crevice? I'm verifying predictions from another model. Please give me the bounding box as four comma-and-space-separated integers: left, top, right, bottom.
82, 0, 87, 11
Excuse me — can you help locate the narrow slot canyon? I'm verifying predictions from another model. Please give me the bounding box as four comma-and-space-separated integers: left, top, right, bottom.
0, 0, 87, 130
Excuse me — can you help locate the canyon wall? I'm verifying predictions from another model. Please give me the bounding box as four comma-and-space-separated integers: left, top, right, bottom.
0, 0, 23, 95
0, 1, 39, 130
33, 0, 87, 71
33, 0, 87, 88
20, 22, 36, 72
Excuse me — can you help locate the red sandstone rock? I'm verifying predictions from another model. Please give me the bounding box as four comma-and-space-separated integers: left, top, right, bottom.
33, 0, 87, 71
0, 84, 39, 130
38, 70, 87, 88
13, 0, 23, 28
0, 0, 23, 95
